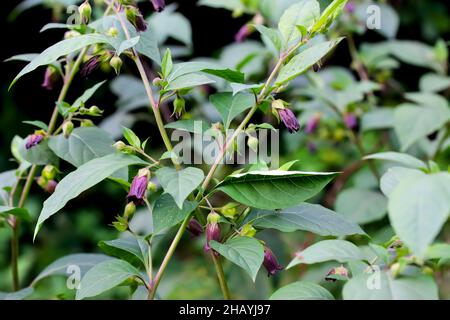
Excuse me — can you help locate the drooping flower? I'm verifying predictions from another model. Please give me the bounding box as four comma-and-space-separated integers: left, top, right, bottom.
343, 112, 358, 129
204, 212, 221, 253
279, 108, 300, 133
125, 6, 148, 32
45, 180, 58, 194
25, 133, 44, 149
80, 56, 101, 77
263, 247, 283, 276
127, 168, 150, 205
187, 219, 203, 237
235, 24, 251, 42
41, 66, 59, 90
305, 113, 321, 134
150, 0, 165, 12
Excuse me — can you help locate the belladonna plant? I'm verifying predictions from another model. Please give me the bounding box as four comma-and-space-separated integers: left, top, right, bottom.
2, 0, 450, 301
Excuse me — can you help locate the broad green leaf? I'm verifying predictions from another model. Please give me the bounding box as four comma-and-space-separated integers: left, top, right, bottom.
155, 167, 204, 209
23, 120, 49, 131
76, 259, 142, 300
364, 151, 426, 169
0, 206, 31, 221
19, 138, 57, 166
379, 166, 425, 197
210, 92, 256, 129
34, 154, 147, 239
167, 61, 222, 82
278, 1, 320, 47
202, 68, 245, 83
4, 53, 39, 62
122, 127, 141, 148
230, 82, 263, 95
10, 34, 111, 88
32, 253, 113, 286
255, 25, 282, 53
165, 73, 215, 91
287, 240, 365, 268
270, 281, 334, 300
425, 243, 450, 261
245, 203, 364, 236
0, 287, 34, 300
335, 188, 387, 224
164, 119, 210, 135
161, 48, 173, 77
148, 6, 192, 47
388, 172, 450, 256
405, 92, 448, 109
210, 237, 264, 282
419, 73, 450, 92
99, 236, 149, 269
215, 170, 336, 210
135, 28, 161, 64
343, 271, 438, 300
72, 81, 106, 110
48, 127, 115, 167
117, 36, 140, 56
276, 38, 344, 85
152, 194, 197, 234
361, 109, 394, 131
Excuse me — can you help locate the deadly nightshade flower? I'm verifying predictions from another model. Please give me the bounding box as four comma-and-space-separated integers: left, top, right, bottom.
187, 219, 203, 237
150, 0, 165, 12
80, 56, 101, 77
127, 168, 150, 205
204, 212, 221, 253
42, 66, 59, 90
263, 247, 283, 276
125, 6, 148, 32
279, 108, 300, 133
343, 112, 358, 129
25, 133, 44, 149
45, 180, 58, 194
235, 24, 251, 42
305, 113, 321, 134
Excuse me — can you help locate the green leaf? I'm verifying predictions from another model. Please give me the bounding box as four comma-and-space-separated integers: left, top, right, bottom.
48, 127, 115, 167
215, 170, 336, 210
388, 172, 450, 256
0, 206, 31, 221
99, 236, 149, 269
394, 102, 450, 151
164, 119, 210, 135
117, 36, 140, 56
276, 38, 344, 85
165, 73, 215, 91
202, 68, 245, 83
34, 154, 147, 239
229, 82, 263, 95
0, 287, 34, 300
270, 281, 334, 300
335, 188, 387, 224
278, 1, 320, 47
364, 152, 426, 169
343, 271, 438, 300
287, 240, 365, 268
311, 0, 348, 34
10, 34, 111, 89
210, 237, 264, 282
152, 194, 197, 234
245, 203, 364, 236
72, 81, 106, 110
155, 167, 204, 209
167, 61, 222, 82
210, 92, 256, 129
361, 109, 394, 131
419, 73, 450, 92
4, 53, 39, 63
255, 25, 282, 53
161, 48, 173, 78
135, 28, 161, 64
122, 127, 141, 148
19, 138, 57, 166
32, 253, 113, 286
76, 259, 142, 300
379, 167, 425, 197
23, 120, 48, 131
425, 243, 450, 261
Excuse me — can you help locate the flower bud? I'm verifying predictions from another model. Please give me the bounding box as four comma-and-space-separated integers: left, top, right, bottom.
187, 219, 203, 237
78, 0, 92, 24
241, 224, 256, 237
325, 265, 349, 282
113, 140, 127, 151
147, 181, 157, 192
42, 165, 57, 180
80, 56, 101, 77
62, 121, 74, 139
80, 119, 94, 127
235, 24, 251, 43
124, 201, 136, 220
45, 180, 58, 194
247, 135, 258, 152
107, 27, 119, 37
204, 212, 221, 253
151, 0, 166, 12
112, 216, 129, 232
125, 6, 148, 32
263, 246, 283, 276
152, 77, 163, 86
173, 96, 186, 118
88, 105, 104, 116
64, 30, 81, 39
25, 133, 44, 149
278, 108, 300, 133
110, 56, 123, 75
37, 176, 47, 190
220, 202, 239, 219
127, 169, 150, 205
42, 66, 60, 91
305, 113, 321, 134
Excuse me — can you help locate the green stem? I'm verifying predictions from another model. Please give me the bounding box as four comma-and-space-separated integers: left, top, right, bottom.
211, 253, 231, 300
